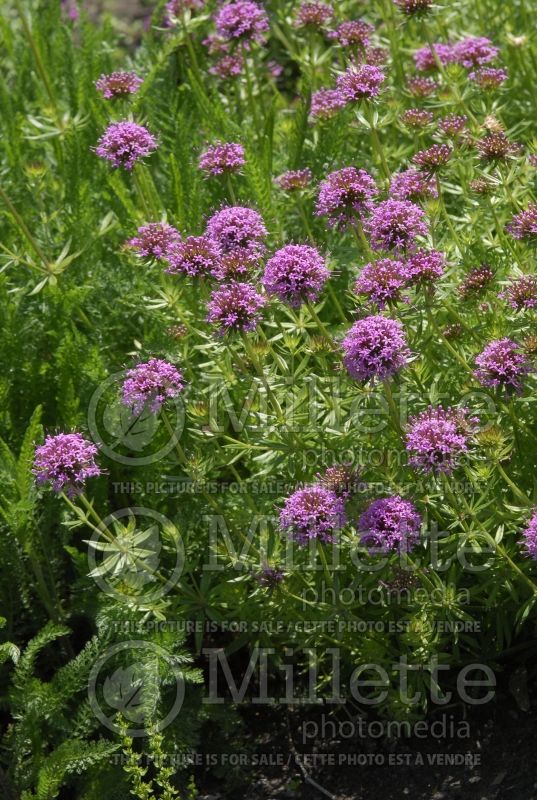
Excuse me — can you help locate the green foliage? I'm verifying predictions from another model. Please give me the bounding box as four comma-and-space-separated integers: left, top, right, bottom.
2, 0, 537, 795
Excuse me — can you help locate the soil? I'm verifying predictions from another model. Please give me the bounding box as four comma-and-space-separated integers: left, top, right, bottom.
195, 681, 537, 800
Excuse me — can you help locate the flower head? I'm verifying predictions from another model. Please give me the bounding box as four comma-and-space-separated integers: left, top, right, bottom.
358, 496, 421, 554
280, 485, 346, 545
507, 203, 537, 242
438, 114, 468, 137
310, 88, 346, 119
317, 464, 365, 498
469, 67, 508, 89
207, 281, 266, 333
453, 37, 499, 68
165, 235, 220, 277
407, 76, 438, 97
336, 65, 385, 102
206, 206, 267, 258
215, 1, 269, 44
295, 2, 334, 29
329, 20, 374, 50
316, 167, 377, 226
342, 316, 409, 382
459, 265, 494, 297
95, 121, 157, 170
389, 168, 437, 202
354, 258, 411, 308
521, 512, 537, 560
122, 358, 184, 414
401, 108, 434, 129
406, 248, 445, 284
499, 275, 537, 311
34, 433, 101, 496
95, 71, 143, 99
406, 406, 478, 473
412, 143, 452, 173
477, 132, 520, 162
164, 0, 204, 24
262, 244, 329, 306
276, 169, 312, 191
474, 338, 531, 394
414, 42, 454, 71
126, 223, 181, 260
394, 0, 433, 15
365, 199, 429, 253
209, 53, 244, 79
199, 142, 245, 175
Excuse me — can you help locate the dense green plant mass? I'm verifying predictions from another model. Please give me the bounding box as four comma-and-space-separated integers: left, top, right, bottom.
1, 0, 537, 797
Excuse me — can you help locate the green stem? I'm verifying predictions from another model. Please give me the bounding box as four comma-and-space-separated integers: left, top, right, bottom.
382, 379, 403, 436
241, 334, 285, 423
364, 102, 390, 181
441, 476, 537, 595
0, 185, 50, 272
495, 462, 532, 506
306, 301, 333, 342
14, 0, 64, 132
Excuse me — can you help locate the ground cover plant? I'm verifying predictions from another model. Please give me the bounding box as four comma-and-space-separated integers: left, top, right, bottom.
1, 0, 537, 797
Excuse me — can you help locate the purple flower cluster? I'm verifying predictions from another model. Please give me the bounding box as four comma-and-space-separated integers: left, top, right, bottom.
438, 114, 468, 137
336, 64, 385, 102
354, 258, 410, 308
209, 53, 244, 79
406, 249, 445, 283
412, 36, 499, 71
329, 20, 374, 50
389, 168, 437, 202
127, 223, 181, 260
317, 464, 365, 498
469, 67, 507, 89
95, 71, 143, 99
358, 496, 421, 554
199, 142, 245, 175
474, 339, 531, 394
207, 281, 266, 333
414, 43, 455, 71
34, 433, 101, 496
295, 2, 334, 29
413, 144, 452, 173
165, 235, 220, 277
406, 406, 477, 474
459, 265, 494, 297
316, 167, 377, 227
206, 206, 267, 258
401, 108, 434, 129
214, 1, 269, 44
342, 316, 409, 382
521, 512, 537, 560
122, 358, 184, 414
499, 275, 537, 311
276, 168, 312, 191
507, 204, 537, 242
164, 0, 205, 24
262, 244, 329, 306
453, 37, 499, 68
280, 485, 346, 545
477, 132, 520, 162
394, 0, 433, 15
407, 76, 438, 97
95, 121, 157, 170
310, 88, 346, 119
365, 199, 429, 253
